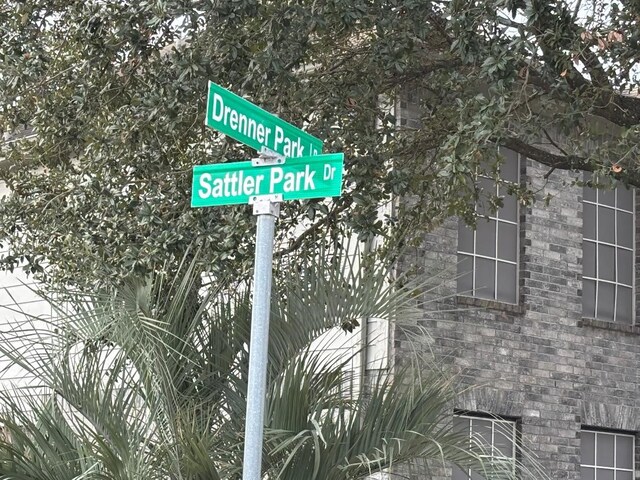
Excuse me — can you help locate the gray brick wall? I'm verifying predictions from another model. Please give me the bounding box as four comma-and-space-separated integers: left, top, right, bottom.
395, 157, 640, 479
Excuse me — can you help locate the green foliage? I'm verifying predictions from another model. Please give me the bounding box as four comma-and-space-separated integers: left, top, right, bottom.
0, 248, 538, 479
1, 0, 638, 286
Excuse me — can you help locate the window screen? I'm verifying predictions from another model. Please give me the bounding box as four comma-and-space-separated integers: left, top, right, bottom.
452, 413, 517, 480
583, 179, 634, 323
457, 149, 520, 303
581, 429, 635, 480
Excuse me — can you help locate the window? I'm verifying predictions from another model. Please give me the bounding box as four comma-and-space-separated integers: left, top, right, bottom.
457, 149, 520, 303
452, 413, 517, 480
581, 429, 635, 480
582, 179, 634, 323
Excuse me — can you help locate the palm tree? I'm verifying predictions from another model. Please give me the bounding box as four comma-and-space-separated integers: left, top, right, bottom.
0, 244, 541, 479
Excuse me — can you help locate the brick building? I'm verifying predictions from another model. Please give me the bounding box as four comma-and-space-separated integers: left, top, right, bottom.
395, 147, 639, 479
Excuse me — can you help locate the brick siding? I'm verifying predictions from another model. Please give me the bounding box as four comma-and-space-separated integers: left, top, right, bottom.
395, 158, 640, 479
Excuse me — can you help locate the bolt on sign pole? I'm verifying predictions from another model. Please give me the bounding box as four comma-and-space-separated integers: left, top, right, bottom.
193, 81, 343, 480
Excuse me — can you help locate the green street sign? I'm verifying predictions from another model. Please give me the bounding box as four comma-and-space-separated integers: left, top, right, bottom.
205, 81, 323, 158
191, 153, 344, 207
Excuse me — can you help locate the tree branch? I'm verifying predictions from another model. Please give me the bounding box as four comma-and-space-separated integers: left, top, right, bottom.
502, 137, 592, 171
503, 137, 640, 186
275, 201, 351, 258
522, 62, 640, 127
578, 46, 610, 89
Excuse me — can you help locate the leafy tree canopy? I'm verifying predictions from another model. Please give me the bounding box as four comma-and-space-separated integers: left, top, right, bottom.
0, 0, 637, 287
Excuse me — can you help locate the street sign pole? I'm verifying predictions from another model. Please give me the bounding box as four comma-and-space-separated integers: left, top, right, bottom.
197, 82, 343, 480
242, 154, 282, 480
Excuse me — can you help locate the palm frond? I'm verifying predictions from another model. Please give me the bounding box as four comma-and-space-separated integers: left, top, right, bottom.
0, 243, 547, 480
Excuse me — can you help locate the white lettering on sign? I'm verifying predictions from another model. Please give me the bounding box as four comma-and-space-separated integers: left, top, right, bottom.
269, 165, 316, 193
323, 164, 336, 180
195, 159, 340, 204
193, 152, 343, 207
211, 92, 321, 156
198, 171, 266, 199
273, 126, 304, 157
212, 93, 271, 144
199, 173, 212, 198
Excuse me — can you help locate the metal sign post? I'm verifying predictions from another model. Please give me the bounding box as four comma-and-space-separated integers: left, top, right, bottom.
195, 82, 344, 480
242, 152, 282, 480
242, 203, 278, 480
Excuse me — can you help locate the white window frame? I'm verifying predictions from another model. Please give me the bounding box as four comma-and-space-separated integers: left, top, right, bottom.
457, 149, 520, 304
582, 182, 635, 324
580, 429, 635, 480
452, 413, 518, 479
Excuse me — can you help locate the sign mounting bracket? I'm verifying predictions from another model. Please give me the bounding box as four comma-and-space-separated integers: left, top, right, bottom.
249, 194, 282, 216
252, 147, 285, 167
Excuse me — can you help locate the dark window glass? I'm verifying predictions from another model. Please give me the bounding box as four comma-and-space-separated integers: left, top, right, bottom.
457, 255, 474, 294
458, 222, 474, 253
583, 203, 596, 240
475, 258, 496, 299
597, 245, 615, 281
500, 149, 519, 182
599, 188, 615, 207
499, 186, 517, 222
598, 471, 614, 480
498, 223, 517, 262
597, 282, 615, 322
618, 186, 633, 210
582, 279, 596, 319
476, 220, 497, 257
476, 177, 496, 217
617, 435, 634, 470
583, 242, 596, 278
494, 428, 513, 457
618, 249, 633, 286
583, 183, 596, 202
616, 287, 633, 324
474, 419, 492, 445
598, 206, 615, 244
617, 211, 633, 249
453, 415, 470, 434
618, 471, 633, 480
478, 176, 496, 197
596, 434, 615, 467
580, 467, 595, 480
497, 263, 517, 303
581, 431, 595, 465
